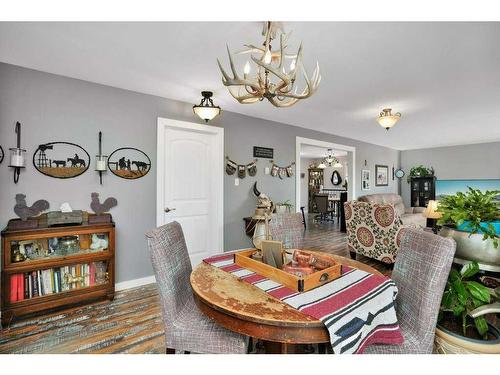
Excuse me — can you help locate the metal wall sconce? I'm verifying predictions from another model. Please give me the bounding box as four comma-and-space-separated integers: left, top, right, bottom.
95, 131, 108, 185
9, 122, 26, 184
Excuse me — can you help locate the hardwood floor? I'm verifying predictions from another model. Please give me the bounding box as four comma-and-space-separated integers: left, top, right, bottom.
0, 215, 392, 353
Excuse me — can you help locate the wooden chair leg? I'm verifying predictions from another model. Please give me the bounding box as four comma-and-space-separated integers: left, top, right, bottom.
349, 251, 356, 260
166, 347, 175, 354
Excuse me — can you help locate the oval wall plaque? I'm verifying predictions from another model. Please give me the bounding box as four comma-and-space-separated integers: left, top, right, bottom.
33, 142, 90, 179
107, 147, 151, 180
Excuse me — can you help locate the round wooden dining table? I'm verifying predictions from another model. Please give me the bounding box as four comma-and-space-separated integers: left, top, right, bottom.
190, 251, 382, 353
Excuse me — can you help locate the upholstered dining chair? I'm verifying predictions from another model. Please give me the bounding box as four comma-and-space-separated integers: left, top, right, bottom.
145, 221, 249, 354
364, 228, 456, 354
269, 212, 306, 249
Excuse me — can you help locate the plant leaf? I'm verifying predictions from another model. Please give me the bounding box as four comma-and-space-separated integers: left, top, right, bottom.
460, 261, 480, 279
474, 316, 489, 338
465, 281, 491, 303
449, 269, 460, 283
452, 279, 468, 305
453, 304, 465, 316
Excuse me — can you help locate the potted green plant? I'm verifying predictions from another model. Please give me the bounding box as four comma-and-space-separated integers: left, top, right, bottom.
437, 187, 500, 268
274, 200, 294, 214
406, 165, 434, 183
435, 261, 500, 353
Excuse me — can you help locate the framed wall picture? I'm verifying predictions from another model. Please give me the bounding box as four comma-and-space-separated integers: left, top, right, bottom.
375, 164, 389, 186
361, 169, 370, 191
107, 147, 151, 179
33, 142, 90, 179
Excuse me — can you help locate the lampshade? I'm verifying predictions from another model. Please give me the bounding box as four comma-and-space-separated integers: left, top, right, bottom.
422, 200, 442, 219
376, 108, 401, 130
193, 91, 221, 122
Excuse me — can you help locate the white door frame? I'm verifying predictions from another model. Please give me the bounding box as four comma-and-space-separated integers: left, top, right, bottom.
295, 136, 356, 212
156, 117, 224, 252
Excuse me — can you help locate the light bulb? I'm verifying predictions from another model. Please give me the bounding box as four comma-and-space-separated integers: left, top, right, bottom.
263, 48, 272, 64
290, 59, 296, 71
244, 61, 251, 75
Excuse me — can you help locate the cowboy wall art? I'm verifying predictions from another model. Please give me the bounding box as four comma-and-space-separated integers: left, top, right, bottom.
107, 147, 151, 180
33, 142, 90, 179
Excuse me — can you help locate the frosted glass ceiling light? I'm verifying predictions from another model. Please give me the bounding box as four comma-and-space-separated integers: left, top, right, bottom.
193, 91, 221, 122
377, 108, 401, 130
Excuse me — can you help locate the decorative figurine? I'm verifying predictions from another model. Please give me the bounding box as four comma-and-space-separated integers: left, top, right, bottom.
90, 234, 108, 250
11, 244, 26, 263
251, 182, 275, 250
89, 192, 117, 224
14, 194, 49, 221
90, 193, 117, 215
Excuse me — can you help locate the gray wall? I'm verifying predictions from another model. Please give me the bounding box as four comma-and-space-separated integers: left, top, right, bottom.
0, 63, 399, 283
400, 142, 500, 206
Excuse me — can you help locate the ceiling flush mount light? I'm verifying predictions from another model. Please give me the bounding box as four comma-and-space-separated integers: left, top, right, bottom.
217, 21, 321, 108
193, 91, 221, 122
377, 108, 401, 130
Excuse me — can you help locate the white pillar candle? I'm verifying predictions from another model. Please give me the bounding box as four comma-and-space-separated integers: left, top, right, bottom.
10, 152, 25, 167
96, 159, 107, 171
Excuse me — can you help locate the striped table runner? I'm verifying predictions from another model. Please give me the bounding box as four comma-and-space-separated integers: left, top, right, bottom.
204, 253, 403, 354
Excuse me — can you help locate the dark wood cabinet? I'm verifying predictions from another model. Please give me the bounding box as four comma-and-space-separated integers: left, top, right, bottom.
308, 168, 324, 212
410, 176, 436, 208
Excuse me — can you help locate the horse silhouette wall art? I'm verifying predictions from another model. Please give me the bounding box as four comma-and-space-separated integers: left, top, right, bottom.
33, 142, 90, 178
107, 147, 151, 180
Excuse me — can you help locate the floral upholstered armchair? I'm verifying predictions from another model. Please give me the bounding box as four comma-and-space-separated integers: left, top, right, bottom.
344, 201, 406, 264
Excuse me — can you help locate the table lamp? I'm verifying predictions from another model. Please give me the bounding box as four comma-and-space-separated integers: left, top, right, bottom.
422, 200, 442, 234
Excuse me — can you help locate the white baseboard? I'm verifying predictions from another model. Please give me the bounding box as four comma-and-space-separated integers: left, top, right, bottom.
115, 275, 156, 291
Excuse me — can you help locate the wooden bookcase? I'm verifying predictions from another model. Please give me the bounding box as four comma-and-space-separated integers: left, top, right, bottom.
1, 214, 115, 326
308, 168, 324, 212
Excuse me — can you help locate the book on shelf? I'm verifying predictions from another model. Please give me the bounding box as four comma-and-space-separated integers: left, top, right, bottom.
10, 274, 23, 302
8, 261, 107, 302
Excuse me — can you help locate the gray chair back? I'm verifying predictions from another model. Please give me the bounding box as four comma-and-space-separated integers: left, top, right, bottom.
269, 213, 305, 249
145, 221, 192, 323
393, 228, 456, 351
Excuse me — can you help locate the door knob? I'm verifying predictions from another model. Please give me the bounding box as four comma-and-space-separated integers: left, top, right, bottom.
164, 207, 176, 213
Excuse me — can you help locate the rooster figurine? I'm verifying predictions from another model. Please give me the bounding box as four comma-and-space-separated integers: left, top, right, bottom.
14, 194, 49, 221
90, 192, 117, 215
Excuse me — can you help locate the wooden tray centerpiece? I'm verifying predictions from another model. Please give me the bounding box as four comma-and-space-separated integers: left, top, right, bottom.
234, 249, 342, 292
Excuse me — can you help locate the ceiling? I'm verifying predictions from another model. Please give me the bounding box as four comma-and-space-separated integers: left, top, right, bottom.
300, 145, 347, 159
1, 22, 500, 150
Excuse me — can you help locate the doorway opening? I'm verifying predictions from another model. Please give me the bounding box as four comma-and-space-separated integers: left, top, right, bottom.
295, 137, 356, 217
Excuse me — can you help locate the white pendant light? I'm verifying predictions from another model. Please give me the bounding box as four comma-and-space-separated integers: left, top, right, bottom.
193, 91, 221, 122
377, 108, 401, 130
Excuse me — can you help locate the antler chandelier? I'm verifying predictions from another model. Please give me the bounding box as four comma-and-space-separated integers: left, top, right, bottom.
217, 21, 321, 108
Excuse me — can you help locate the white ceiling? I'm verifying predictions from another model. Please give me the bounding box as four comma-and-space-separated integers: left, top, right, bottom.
300, 145, 347, 159
1, 22, 500, 150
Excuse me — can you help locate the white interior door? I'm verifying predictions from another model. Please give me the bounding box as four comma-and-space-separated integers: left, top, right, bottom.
157, 118, 224, 266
